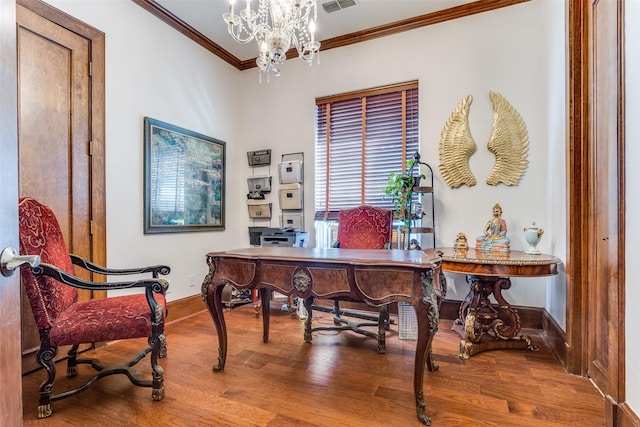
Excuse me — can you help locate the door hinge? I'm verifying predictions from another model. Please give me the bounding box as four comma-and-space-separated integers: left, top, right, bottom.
90, 220, 94, 236
89, 61, 92, 77
88, 140, 93, 156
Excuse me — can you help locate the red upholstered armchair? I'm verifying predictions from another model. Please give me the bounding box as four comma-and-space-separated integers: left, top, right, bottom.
18, 197, 170, 418
308, 205, 394, 353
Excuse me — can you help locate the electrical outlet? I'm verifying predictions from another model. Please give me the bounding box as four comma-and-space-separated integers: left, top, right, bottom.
188, 274, 196, 287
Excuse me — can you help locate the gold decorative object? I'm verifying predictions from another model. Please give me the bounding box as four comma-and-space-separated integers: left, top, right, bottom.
486, 91, 529, 186
438, 95, 477, 188
454, 232, 469, 250
475, 202, 510, 252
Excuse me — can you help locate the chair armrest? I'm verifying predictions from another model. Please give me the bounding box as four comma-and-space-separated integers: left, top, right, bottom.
70, 254, 170, 278
31, 262, 169, 294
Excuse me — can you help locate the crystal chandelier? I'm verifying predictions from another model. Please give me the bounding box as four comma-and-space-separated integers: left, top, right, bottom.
223, 0, 321, 81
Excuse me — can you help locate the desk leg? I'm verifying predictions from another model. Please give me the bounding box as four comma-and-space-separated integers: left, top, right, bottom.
260, 288, 271, 343
454, 275, 538, 359
302, 297, 313, 343
413, 270, 440, 426
202, 279, 228, 372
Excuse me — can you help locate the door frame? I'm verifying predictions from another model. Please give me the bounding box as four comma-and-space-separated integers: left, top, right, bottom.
16, 0, 107, 374
17, 0, 106, 280
566, 0, 626, 415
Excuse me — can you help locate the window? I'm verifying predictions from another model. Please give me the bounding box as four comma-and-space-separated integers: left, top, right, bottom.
315, 81, 419, 221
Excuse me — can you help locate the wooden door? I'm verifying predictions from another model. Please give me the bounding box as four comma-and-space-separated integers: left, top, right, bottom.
587, 0, 624, 416
16, 0, 106, 373
0, 0, 23, 422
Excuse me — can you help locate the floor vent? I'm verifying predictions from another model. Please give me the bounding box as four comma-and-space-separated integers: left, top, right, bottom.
321, 0, 358, 14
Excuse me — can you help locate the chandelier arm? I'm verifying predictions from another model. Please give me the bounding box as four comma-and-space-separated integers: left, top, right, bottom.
224, 0, 320, 79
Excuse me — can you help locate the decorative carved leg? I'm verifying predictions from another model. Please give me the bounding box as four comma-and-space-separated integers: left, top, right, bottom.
412, 269, 440, 426
201, 258, 228, 372
414, 300, 435, 426
303, 297, 314, 343
453, 283, 473, 329
149, 334, 165, 401
37, 330, 57, 418
456, 275, 539, 359
66, 344, 79, 377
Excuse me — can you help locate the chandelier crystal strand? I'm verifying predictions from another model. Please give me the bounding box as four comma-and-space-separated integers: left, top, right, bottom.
224, 0, 321, 80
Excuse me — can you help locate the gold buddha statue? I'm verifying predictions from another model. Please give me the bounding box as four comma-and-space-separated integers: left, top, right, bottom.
475, 202, 510, 252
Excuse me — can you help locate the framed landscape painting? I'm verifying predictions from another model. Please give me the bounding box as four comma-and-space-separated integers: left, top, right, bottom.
144, 117, 225, 233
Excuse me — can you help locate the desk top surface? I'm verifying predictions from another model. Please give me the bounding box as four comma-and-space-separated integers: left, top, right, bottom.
435, 247, 561, 277
207, 247, 441, 269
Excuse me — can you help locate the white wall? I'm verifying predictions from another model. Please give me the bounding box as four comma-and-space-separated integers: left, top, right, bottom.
46, 1, 567, 328
237, 1, 566, 320
47, 0, 242, 302
625, 0, 640, 416
38, 0, 640, 417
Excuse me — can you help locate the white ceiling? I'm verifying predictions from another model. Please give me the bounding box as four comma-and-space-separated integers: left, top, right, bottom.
154, 0, 475, 62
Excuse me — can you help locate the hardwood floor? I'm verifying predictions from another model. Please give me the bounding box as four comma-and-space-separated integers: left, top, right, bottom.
22, 303, 605, 426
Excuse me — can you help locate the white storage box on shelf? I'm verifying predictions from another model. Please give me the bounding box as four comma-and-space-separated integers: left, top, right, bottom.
279, 183, 303, 210
247, 200, 272, 219
279, 160, 303, 184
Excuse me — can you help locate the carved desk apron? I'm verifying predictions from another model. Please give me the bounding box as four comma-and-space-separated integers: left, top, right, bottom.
201, 247, 442, 426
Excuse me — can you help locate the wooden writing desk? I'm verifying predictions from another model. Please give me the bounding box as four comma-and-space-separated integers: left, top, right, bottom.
201, 247, 442, 425
437, 247, 561, 359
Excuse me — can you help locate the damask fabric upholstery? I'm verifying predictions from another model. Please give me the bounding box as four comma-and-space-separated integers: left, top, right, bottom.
18, 197, 79, 330
49, 293, 166, 347
337, 205, 394, 249
17, 197, 167, 344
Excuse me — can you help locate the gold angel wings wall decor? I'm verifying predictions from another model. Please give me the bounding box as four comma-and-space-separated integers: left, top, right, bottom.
438, 95, 477, 188
438, 92, 530, 188
486, 91, 529, 186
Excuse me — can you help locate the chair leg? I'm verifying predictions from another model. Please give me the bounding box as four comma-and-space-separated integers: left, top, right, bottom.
149, 333, 165, 401
309, 300, 389, 354
333, 300, 342, 325
161, 307, 169, 358
377, 305, 389, 354
36, 331, 57, 419
159, 339, 168, 359
66, 344, 80, 377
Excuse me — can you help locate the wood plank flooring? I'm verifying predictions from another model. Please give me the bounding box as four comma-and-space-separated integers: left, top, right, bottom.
22, 304, 605, 426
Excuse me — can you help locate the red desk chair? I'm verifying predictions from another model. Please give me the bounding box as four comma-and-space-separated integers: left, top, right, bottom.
307, 205, 393, 353
18, 197, 170, 418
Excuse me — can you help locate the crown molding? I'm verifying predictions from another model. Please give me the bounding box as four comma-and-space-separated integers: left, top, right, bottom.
133, 0, 531, 71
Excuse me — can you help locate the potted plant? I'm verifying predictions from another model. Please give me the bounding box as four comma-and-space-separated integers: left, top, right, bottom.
383, 158, 426, 229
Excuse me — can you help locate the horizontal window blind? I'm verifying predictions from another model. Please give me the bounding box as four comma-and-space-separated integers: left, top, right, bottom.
315, 81, 419, 220
151, 138, 185, 216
